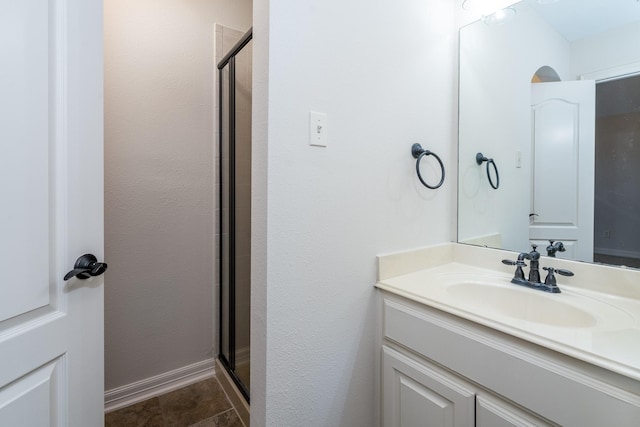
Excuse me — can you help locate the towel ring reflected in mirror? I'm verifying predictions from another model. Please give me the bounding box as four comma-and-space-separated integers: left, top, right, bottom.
476, 152, 500, 190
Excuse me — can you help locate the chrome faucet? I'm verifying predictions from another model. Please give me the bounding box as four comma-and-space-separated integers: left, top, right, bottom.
502, 244, 573, 293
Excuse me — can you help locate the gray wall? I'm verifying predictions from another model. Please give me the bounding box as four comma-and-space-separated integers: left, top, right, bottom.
104, 0, 252, 391
595, 110, 640, 258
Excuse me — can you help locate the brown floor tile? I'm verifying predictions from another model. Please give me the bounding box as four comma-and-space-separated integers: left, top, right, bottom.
188, 409, 243, 427
158, 378, 233, 427
105, 397, 165, 427
213, 409, 244, 427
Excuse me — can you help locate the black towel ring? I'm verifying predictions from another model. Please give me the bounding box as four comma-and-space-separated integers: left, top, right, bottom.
411, 143, 445, 189
476, 152, 499, 190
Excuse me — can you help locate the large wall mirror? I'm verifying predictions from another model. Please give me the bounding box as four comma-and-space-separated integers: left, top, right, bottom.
458, 0, 640, 268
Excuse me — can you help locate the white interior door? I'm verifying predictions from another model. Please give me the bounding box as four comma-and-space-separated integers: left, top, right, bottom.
530, 81, 595, 262
0, 0, 104, 425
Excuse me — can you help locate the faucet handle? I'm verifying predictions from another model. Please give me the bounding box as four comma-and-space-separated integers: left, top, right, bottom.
543, 267, 557, 286
529, 244, 540, 260
543, 267, 574, 286
556, 268, 574, 277
503, 259, 526, 281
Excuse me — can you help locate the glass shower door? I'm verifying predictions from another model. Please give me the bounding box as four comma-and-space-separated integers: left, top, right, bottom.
218, 28, 252, 402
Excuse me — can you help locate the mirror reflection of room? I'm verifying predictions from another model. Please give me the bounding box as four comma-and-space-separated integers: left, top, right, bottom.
594, 75, 640, 268
458, 0, 640, 268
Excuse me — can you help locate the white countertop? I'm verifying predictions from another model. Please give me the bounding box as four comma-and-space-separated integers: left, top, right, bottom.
376, 243, 640, 382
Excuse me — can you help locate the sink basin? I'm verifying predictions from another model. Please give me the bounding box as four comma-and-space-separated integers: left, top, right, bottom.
376, 245, 640, 383
385, 266, 635, 331
446, 281, 597, 328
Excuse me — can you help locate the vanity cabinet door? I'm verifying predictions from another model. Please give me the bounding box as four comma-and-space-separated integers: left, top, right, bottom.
476, 394, 558, 427
382, 346, 475, 427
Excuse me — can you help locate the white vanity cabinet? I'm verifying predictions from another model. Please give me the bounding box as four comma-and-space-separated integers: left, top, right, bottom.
379, 291, 640, 427
382, 347, 554, 427
382, 346, 475, 427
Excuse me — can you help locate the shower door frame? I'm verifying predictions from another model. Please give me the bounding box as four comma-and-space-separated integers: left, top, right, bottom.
217, 27, 253, 403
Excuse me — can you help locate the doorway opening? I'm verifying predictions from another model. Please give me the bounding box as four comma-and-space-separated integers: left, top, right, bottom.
593, 73, 640, 268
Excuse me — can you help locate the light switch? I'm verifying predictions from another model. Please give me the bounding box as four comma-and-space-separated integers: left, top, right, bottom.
309, 111, 327, 147
515, 150, 522, 168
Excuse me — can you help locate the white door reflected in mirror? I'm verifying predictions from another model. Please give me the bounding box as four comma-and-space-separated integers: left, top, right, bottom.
530, 80, 595, 262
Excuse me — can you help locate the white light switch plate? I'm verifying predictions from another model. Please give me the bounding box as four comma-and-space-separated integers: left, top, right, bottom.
309, 111, 327, 147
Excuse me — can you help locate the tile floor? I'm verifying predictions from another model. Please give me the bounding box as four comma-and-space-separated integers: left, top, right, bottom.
105, 377, 243, 427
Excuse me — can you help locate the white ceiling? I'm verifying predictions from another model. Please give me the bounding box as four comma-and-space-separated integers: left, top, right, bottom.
526, 0, 640, 42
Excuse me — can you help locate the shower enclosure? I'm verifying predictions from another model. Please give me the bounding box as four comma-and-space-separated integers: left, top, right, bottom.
218, 27, 252, 402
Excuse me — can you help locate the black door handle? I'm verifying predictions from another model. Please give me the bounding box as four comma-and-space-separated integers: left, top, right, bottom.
64, 254, 108, 281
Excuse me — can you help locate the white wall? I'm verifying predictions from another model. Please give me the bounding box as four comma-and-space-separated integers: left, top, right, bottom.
571, 21, 640, 78
104, 0, 252, 391
252, 0, 456, 425
457, 2, 570, 252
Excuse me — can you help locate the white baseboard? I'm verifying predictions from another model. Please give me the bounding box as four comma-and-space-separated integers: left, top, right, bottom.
104, 358, 215, 413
